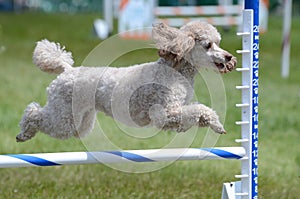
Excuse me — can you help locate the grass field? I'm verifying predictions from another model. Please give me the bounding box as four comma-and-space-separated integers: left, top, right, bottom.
0, 13, 299, 198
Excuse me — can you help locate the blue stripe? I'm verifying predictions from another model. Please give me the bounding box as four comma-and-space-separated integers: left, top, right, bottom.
8, 154, 61, 166
201, 148, 242, 159
104, 151, 155, 162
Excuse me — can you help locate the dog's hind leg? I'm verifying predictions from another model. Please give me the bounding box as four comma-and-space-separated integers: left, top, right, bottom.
73, 108, 96, 138
16, 102, 42, 142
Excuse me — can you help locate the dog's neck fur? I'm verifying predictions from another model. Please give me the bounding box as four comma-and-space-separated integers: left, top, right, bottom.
157, 50, 198, 80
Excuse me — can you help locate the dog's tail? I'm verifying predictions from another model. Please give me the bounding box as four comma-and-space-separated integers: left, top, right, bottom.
33, 39, 74, 74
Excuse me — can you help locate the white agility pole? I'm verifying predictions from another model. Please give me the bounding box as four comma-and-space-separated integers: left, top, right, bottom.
281, 0, 292, 78
117, 0, 242, 39
153, 3, 242, 28
0, 147, 245, 168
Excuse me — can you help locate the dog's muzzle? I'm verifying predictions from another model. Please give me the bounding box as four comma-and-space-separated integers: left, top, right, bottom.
215, 55, 237, 74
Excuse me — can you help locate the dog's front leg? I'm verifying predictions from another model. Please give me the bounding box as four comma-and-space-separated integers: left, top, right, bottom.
150, 104, 226, 134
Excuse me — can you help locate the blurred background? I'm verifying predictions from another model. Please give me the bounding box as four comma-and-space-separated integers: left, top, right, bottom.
0, 0, 299, 198
0, 0, 299, 13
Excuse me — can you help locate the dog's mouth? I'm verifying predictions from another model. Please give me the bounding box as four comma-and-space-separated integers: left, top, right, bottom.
214, 62, 231, 73
214, 62, 225, 69
214, 57, 236, 74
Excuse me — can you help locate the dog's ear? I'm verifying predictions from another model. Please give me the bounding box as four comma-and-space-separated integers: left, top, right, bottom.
152, 23, 195, 59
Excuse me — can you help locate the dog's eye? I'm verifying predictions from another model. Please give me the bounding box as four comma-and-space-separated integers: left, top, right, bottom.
205, 42, 212, 50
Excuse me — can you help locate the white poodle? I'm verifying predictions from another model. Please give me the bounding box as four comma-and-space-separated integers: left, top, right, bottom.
16, 21, 237, 142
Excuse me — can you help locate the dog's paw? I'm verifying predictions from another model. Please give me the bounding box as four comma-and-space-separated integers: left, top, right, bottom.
209, 121, 226, 134
16, 133, 32, 142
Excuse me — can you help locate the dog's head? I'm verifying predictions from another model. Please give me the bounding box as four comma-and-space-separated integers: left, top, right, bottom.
152, 21, 236, 73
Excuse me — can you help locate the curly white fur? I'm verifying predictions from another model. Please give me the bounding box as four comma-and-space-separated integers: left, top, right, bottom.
33, 39, 74, 74
17, 21, 237, 142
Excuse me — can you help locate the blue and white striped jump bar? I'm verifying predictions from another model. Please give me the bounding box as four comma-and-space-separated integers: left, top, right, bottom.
0, 147, 245, 168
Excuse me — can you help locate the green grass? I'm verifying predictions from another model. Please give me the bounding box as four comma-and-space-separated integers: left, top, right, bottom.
0, 13, 299, 198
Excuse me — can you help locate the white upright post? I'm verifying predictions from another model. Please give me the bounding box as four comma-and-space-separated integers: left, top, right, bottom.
235, 10, 254, 199
281, 0, 292, 78
104, 0, 114, 34
222, 0, 260, 197
237, 1, 259, 198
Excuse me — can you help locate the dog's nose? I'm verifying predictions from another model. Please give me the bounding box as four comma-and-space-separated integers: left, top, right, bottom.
225, 55, 232, 62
